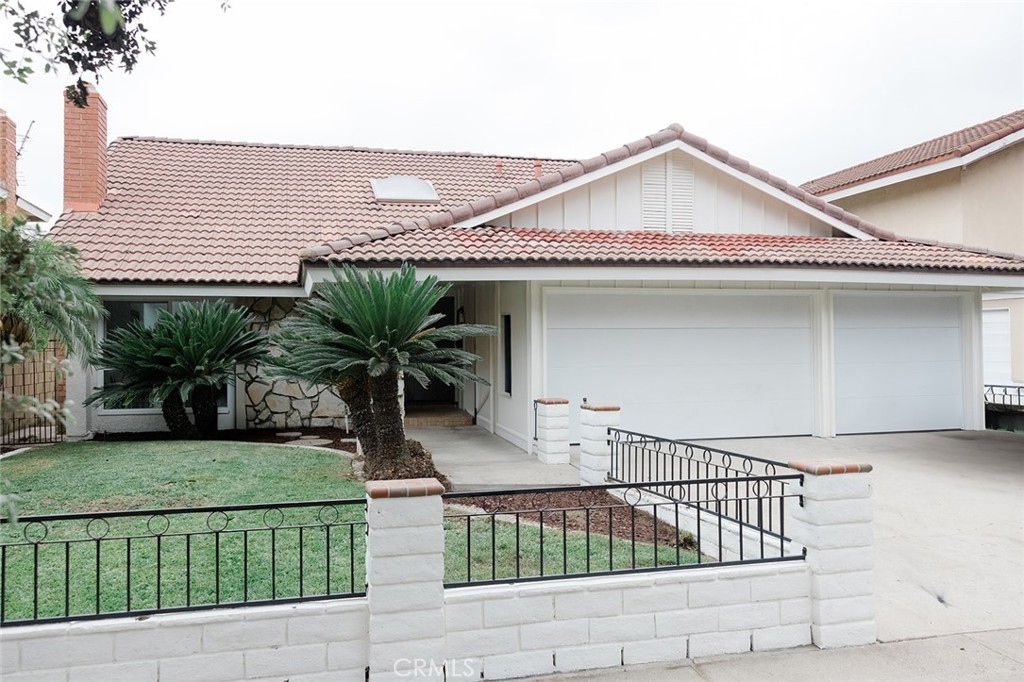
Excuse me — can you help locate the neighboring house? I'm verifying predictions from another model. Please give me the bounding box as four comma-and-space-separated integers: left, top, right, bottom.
1, 109, 52, 223
802, 110, 1024, 385
50, 87, 1024, 451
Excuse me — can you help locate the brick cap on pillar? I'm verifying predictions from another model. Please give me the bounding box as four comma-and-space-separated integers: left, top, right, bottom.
581, 404, 620, 411
788, 461, 873, 475
366, 478, 445, 498
534, 398, 569, 405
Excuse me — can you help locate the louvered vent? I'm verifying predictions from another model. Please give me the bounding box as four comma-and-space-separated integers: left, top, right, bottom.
642, 152, 695, 232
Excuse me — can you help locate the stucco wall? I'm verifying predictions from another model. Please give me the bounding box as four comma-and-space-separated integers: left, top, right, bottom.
962, 142, 1024, 256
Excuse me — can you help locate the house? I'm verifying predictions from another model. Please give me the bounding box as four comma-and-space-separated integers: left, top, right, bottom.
1, 109, 52, 223
50, 86, 1024, 451
802, 111, 1024, 386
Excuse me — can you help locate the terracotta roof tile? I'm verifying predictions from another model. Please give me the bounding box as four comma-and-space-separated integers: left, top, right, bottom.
49, 138, 573, 284
325, 226, 1024, 273
802, 110, 1024, 195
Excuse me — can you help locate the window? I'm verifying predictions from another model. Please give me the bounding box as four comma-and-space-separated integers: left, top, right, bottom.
502, 314, 512, 395
100, 300, 228, 411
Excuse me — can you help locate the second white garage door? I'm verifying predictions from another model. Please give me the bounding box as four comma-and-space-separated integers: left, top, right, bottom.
834, 294, 964, 434
545, 291, 815, 441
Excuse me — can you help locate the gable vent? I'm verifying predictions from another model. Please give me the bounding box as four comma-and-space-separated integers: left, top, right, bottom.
370, 176, 440, 203
642, 151, 694, 232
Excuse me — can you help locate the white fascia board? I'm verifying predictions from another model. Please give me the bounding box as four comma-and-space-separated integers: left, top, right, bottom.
451, 140, 875, 240
314, 265, 1024, 289
820, 131, 1024, 202
16, 196, 53, 222
983, 289, 1024, 300
94, 283, 308, 299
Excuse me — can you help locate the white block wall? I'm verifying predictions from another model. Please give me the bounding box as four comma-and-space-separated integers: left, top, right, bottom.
533, 399, 570, 464
445, 563, 812, 680
0, 599, 369, 682
580, 405, 621, 485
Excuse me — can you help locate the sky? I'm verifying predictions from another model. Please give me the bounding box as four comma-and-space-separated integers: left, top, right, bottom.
2, 0, 1022, 221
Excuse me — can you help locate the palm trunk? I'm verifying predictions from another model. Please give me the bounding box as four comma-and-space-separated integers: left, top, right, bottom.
367, 370, 410, 468
190, 385, 219, 438
162, 391, 198, 439
336, 375, 379, 459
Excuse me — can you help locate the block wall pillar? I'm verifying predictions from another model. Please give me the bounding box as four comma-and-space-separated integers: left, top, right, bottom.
365, 478, 447, 680
787, 461, 876, 649
533, 398, 570, 464
579, 404, 620, 486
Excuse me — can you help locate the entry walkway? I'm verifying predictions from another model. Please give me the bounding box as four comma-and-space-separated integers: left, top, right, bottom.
407, 425, 579, 490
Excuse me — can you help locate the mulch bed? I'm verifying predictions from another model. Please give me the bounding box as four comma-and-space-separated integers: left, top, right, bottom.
93, 427, 359, 454
454, 490, 696, 548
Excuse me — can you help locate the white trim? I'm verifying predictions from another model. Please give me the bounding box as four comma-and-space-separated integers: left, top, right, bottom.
95, 284, 306, 299
448, 140, 875, 240
494, 423, 529, 452
812, 291, 836, 438
961, 291, 985, 430
330, 265, 1024, 289
819, 130, 1024, 201
983, 290, 1024, 301
16, 196, 52, 222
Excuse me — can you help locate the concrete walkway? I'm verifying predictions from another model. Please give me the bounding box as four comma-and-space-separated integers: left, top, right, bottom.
407, 425, 579, 490
539, 628, 1023, 681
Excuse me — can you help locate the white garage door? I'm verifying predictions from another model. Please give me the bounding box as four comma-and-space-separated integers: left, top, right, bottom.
834, 294, 963, 434
546, 292, 814, 441
983, 309, 1012, 385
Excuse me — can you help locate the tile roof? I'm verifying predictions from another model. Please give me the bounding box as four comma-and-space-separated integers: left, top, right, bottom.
302, 124, 896, 262
48, 137, 572, 284
802, 109, 1024, 196
330, 226, 1024, 273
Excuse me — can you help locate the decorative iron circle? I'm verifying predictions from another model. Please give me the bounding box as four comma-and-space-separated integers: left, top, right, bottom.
721, 453, 733, 470
653, 440, 664, 454
621, 487, 642, 506
317, 505, 340, 526
742, 457, 754, 475
86, 517, 110, 540
206, 510, 230, 532
23, 521, 48, 543
530, 493, 550, 512
667, 441, 678, 457
263, 507, 285, 529
702, 449, 713, 465
765, 463, 777, 476
684, 445, 695, 461
147, 514, 170, 536
710, 482, 727, 501
752, 480, 767, 498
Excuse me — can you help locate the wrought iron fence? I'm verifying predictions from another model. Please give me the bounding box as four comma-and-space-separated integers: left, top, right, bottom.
0, 499, 366, 626
442, 478, 803, 588
1, 340, 66, 446
608, 427, 798, 539
984, 384, 1024, 408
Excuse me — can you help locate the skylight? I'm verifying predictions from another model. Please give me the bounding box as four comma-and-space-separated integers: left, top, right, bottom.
370, 176, 440, 203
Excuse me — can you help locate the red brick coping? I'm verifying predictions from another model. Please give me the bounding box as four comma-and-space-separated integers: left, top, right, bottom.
534, 398, 569, 405
581, 404, 621, 412
788, 461, 873, 476
366, 478, 445, 498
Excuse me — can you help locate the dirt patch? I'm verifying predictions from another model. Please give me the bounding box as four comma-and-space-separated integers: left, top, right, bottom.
453, 490, 696, 548
359, 439, 452, 491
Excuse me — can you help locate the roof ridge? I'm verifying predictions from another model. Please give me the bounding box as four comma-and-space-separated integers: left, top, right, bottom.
113, 135, 576, 162
301, 123, 898, 260
801, 108, 1024, 195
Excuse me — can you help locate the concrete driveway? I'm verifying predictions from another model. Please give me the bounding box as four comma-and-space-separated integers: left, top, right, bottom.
698, 430, 1024, 644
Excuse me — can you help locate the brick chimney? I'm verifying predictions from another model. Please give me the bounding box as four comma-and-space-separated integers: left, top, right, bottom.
63, 84, 108, 212
0, 109, 16, 217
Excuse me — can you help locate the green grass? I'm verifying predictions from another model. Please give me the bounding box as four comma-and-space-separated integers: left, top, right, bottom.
443, 510, 700, 584
1, 440, 366, 622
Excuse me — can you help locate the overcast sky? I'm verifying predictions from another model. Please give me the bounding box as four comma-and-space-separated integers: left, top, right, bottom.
2, 0, 1022, 220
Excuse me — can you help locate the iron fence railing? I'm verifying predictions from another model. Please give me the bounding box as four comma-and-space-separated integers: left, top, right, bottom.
442, 479, 803, 589
0, 499, 366, 626
1, 340, 66, 446
984, 384, 1024, 408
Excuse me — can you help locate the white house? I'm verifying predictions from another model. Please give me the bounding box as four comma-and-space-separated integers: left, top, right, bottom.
50, 87, 1024, 449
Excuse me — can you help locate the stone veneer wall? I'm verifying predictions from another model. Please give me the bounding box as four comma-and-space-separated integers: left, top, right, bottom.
237, 297, 349, 430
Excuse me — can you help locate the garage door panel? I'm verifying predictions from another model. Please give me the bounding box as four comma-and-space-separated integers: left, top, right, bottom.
549, 328, 814, 369
982, 309, 1012, 385
834, 294, 963, 434
549, 293, 812, 330
834, 295, 960, 328
836, 327, 961, 364
546, 292, 814, 441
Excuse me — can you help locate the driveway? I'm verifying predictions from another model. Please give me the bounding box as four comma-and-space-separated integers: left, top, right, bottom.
697, 430, 1024, 644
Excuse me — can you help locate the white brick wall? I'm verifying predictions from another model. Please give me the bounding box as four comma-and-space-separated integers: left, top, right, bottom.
533, 400, 571, 464
579, 405, 621, 485
0, 599, 369, 682
445, 562, 812, 679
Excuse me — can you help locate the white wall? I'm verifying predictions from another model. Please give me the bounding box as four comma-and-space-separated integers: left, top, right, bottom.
445, 563, 812, 679
0, 599, 369, 682
487, 150, 833, 237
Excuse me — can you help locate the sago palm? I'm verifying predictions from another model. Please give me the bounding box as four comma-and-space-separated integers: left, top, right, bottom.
269, 263, 495, 478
